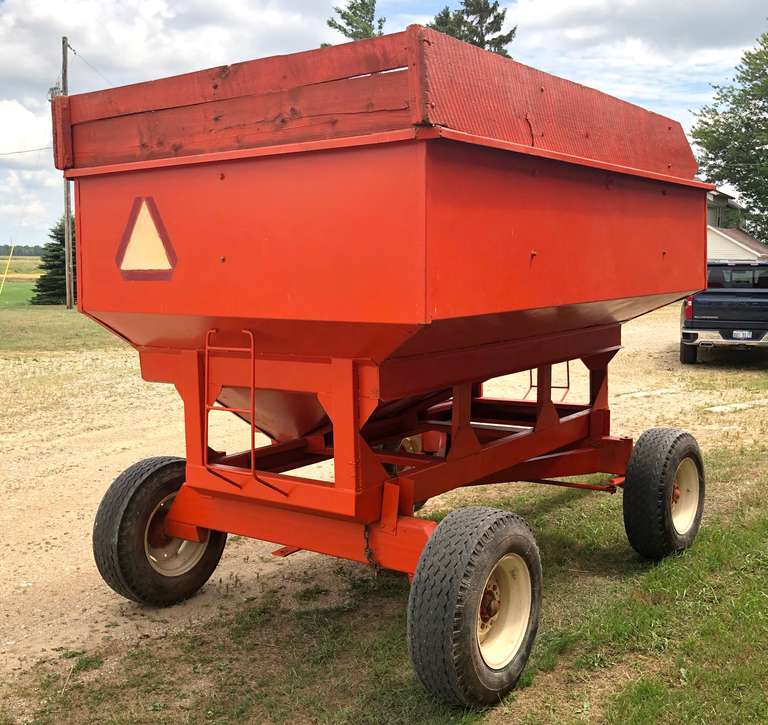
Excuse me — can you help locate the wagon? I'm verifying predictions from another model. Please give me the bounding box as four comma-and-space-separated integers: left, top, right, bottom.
52, 26, 709, 707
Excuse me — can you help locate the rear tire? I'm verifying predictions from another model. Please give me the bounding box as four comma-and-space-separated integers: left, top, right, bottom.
623, 428, 704, 560
679, 342, 697, 364
93, 456, 227, 606
407, 507, 541, 707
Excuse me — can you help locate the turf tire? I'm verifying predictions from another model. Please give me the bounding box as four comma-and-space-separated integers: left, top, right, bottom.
623, 428, 704, 560
407, 507, 541, 707
93, 456, 226, 606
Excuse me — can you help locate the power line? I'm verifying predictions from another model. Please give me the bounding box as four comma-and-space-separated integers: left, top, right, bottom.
0, 146, 52, 156
66, 41, 113, 86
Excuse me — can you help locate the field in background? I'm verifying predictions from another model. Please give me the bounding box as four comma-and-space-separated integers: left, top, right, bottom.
1, 304, 767, 724
0, 260, 118, 350
0, 257, 40, 309
0, 256, 41, 278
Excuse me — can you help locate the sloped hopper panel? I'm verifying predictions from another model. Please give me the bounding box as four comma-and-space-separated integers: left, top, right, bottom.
218, 388, 327, 441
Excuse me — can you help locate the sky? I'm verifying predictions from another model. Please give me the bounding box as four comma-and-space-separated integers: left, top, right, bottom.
0, 0, 766, 245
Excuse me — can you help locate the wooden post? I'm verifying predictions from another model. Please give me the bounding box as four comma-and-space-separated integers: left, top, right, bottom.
62, 36, 74, 310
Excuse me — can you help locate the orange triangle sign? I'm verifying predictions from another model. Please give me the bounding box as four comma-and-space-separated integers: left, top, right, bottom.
116, 197, 176, 279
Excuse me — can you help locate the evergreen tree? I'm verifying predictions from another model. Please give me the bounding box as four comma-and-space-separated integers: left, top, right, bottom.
326, 0, 385, 42
31, 217, 76, 305
430, 6, 468, 42
692, 32, 768, 242
429, 0, 516, 57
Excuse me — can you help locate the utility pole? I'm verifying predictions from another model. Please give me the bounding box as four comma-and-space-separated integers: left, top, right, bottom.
62, 36, 74, 309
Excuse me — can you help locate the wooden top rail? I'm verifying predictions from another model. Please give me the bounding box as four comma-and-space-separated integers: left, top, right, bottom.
52, 25, 700, 185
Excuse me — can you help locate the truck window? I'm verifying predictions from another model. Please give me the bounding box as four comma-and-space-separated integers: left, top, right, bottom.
707, 267, 768, 290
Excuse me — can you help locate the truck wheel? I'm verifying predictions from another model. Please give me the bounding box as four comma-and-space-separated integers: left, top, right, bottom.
407, 507, 541, 707
679, 342, 697, 364
623, 428, 704, 560
93, 456, 227, 607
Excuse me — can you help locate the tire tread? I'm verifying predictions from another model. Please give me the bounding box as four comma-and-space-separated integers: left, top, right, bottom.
623, 428, 703, 560
407, 507, 538, 706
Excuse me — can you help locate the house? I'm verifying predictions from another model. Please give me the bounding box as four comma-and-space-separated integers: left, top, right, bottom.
707, 190, 767, 261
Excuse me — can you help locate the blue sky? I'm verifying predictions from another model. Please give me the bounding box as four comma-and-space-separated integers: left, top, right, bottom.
0, 0, 765, 244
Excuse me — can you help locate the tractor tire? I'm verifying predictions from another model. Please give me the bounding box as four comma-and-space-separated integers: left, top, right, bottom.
679, 342, 698, 364
407, 507, 541, 707
93, 456, 227, 606
623, 428, 704, 560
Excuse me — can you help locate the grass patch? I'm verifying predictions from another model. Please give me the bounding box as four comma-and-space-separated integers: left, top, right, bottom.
3, 447, 766, 723
600, 515, 768, 723
0, 275, 121, 353
683, 354, 768, 394
0, 280, 34, 308
7, 572, 474, 725
0, 304, 120, 352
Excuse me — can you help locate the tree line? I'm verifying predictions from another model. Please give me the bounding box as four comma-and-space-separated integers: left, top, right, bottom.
1, 244, 45, 256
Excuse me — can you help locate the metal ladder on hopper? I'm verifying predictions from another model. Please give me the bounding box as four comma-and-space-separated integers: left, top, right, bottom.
202, 328, 258, 481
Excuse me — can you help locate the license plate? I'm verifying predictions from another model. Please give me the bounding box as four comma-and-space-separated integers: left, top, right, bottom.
733, 330, 753, 339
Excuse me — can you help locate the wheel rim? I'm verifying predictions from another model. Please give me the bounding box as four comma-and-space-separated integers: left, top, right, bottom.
144, 493, 208, 577
671, 457, 700, 535
476, 553, 532, 670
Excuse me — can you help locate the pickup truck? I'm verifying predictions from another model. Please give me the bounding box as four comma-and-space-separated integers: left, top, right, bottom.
680, 260, 768, 363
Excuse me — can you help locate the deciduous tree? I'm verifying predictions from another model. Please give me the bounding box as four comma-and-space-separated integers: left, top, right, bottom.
693, 32, 768, 242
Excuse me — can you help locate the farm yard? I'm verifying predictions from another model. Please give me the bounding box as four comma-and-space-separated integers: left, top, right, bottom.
1, 0, 767, 721
1, 301, 767, 724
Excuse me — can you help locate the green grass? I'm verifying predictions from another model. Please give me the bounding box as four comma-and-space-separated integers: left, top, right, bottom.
602, 516, 768, 723
4, 448, 766, 724
0, 280, 34, 308
0, 289, 120, 352
0, 274, 120, 352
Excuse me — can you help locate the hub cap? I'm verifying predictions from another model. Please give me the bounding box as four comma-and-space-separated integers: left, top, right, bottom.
671, 457, 700, 535
144, 493, 208, 576
477, 553, 532, 670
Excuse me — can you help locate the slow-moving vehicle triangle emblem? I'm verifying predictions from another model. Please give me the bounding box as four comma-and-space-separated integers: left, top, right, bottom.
116, 197, 176, 279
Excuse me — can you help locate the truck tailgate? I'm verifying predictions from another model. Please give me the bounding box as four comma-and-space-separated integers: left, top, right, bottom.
693, 291, 768, 324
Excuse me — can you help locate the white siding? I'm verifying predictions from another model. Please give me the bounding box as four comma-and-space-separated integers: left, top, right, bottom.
707, 227, 760, 261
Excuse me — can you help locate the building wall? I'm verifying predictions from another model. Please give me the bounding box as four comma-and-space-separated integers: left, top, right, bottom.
707, 226, 759, 261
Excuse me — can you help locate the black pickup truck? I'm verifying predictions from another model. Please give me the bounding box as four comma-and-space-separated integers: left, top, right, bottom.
680, 260, 768, 364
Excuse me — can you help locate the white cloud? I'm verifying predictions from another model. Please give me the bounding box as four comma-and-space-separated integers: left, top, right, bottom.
0, 0, 765, 243
504, 0, 764, 136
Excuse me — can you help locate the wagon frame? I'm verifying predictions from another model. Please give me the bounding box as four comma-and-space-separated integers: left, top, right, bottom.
54, 25, 709, 707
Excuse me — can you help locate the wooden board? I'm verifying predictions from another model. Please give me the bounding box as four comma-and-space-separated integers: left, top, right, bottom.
68, 31, 410, 124
52, 24, 700, 187
72, 70, 411, 167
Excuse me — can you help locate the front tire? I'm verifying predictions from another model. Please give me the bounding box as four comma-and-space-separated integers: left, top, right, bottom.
93, 456, 227, 606
407, 507, 541, 707
623, 428, 704, 560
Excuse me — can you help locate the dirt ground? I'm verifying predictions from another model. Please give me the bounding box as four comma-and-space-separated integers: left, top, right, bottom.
1, 304, 766, 679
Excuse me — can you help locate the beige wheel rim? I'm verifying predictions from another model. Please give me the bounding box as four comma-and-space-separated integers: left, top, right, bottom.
477, 553, 532, 670
144, 493, 208, 576
671, 457, 700, 535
